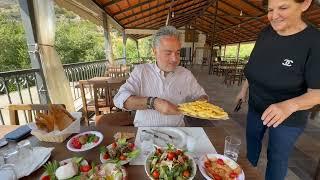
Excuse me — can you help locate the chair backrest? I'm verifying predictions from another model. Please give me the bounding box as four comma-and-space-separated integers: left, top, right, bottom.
95, 111, 134, 128
8, 104, 65, 125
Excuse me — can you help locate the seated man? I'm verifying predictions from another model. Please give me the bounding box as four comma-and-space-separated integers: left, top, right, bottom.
113, 26, 207, 127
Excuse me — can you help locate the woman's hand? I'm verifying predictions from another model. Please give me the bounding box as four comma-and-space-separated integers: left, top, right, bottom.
261, 100, 298, 128
154, 98, 181, 115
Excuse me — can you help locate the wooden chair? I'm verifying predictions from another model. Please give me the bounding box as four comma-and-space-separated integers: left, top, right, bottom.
79, 80, 109, 122
8, 104, 65, 125
95, 111, 134, 128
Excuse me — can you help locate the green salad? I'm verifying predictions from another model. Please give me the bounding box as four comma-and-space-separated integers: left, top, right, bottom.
147, 144, 194, 180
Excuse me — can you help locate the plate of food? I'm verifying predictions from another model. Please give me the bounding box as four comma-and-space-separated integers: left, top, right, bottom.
198, 154, 245, 180
67, 131, 103, 152
99, 138, 140, 165
178, 100, 229, 120
145, 144, 197, 180
40, 157, 127, 180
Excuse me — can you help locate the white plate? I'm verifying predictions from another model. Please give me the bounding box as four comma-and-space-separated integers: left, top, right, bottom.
198, 154, 245, 180
67, 131, 103, 152
100, 143, 139, 165
149, 127, 186, 149
144, 149, 197, 180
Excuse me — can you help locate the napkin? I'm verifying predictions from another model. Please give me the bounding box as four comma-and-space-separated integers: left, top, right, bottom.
14, 147, 54, 178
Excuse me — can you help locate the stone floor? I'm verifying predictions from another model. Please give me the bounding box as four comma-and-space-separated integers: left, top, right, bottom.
188, 65, 320, 180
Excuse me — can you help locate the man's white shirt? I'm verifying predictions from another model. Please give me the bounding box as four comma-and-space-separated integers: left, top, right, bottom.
113, 63, 207, 127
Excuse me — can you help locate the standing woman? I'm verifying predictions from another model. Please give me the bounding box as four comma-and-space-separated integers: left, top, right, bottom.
235, 0, 320, 179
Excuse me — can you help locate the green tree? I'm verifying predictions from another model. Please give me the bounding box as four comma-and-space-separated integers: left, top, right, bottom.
55, 20, 105, 64
0, 14, 30, 72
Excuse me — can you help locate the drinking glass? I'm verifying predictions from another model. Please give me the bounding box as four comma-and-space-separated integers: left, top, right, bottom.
0, 164, 17, 180
224, 136, 241, 162
17, 139, 33, 164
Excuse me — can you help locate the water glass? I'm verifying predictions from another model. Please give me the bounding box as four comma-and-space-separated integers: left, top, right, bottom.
17, 140, 33, 160
186, 136, 196, 152
0, 164, 17, 180
224, 136, 241, 162
140, 131, 154, 156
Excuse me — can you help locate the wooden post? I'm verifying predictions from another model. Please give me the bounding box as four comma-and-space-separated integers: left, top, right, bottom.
136, 40, 140, 58
122, 31, 127, 62
18, 0, 49, 104
209, 0, 218, 74
103, 13, 114, 64
236, 42, 241, 63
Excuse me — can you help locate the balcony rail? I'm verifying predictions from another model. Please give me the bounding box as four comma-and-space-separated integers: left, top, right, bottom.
0, 57, 154, 125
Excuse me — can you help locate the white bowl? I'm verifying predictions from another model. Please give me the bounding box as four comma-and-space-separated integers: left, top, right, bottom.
144, 149, 197, 180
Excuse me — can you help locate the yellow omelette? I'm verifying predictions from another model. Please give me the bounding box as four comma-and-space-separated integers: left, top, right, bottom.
178, 100, 229, 120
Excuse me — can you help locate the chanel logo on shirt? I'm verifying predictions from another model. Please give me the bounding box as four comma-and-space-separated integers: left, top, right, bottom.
282, 59, 294, 67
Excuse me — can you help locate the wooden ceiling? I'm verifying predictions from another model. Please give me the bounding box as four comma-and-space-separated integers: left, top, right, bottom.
93, 0, 320, 45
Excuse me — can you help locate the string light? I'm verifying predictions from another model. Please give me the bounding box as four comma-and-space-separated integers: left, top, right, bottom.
240, 10, 243, 16
171, 11, 175, 18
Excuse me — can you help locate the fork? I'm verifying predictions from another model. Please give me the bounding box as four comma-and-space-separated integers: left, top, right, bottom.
150, 129, 174, 141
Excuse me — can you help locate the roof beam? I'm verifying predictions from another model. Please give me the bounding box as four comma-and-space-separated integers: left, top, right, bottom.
113, 0, 158, 16
102, 0, 123, 8
188, 0, 218, 26
133, 3, 208, 28
123, 1, 204, 26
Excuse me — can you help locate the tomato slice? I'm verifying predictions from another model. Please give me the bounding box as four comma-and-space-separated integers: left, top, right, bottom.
216, 158, 225, 165
229, 171, 238, 178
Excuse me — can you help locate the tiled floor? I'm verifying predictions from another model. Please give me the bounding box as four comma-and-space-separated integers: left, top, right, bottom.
187, 65, 320, 180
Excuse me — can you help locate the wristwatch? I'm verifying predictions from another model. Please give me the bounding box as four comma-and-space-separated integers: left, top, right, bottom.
146, 97, 153, 109
146, 97, 157, 109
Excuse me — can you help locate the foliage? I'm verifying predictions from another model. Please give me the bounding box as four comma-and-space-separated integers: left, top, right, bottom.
0, 13, 30, 72
54, 20, 105, 64
223, 43, 255, 61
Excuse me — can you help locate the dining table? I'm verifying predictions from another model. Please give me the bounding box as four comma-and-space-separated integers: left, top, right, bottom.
0, 125, 263, 180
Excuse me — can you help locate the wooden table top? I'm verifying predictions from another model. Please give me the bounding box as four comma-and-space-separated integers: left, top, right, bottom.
0, 125, 19, 138
16, 126, 262, 180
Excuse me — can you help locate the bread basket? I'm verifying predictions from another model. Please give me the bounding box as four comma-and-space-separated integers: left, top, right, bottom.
29, 112, 81, 143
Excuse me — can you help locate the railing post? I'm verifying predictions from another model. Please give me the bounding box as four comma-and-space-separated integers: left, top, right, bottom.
18, 0, 49, 104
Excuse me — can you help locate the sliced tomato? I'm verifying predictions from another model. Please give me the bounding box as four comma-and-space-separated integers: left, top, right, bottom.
229, 171, 238, 178
128, 142, 135, 149
80, 165, 91, 172
112, 142, 117, 148
152, 170, 160, 179
183, 170, 190, 178
41, 175, 50, 180
103, 153, 110, 159
71, 138, 82, 149
167, 152, 176, 160
119, 155, 127, 160
216, 158, 225, 165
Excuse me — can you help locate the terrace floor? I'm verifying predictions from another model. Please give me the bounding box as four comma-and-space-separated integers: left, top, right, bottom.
188, 65, 320, 180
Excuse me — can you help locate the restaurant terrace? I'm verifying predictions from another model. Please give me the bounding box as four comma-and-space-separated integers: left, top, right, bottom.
0, 0, 320, 179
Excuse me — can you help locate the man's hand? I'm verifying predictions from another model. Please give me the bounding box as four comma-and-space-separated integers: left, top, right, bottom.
261, 100, 298, 128
154, 98, 181, 115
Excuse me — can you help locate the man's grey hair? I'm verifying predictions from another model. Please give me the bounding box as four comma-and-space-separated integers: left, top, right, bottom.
152, 26, 180, 48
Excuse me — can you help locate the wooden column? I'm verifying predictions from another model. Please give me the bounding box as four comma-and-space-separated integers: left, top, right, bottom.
209, 0, 218, 74
236, 42, 241, 63
103, 13, 114, 64
135, 40, 140, 58
122, 31, 127, 61
18, 0, 49, 104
